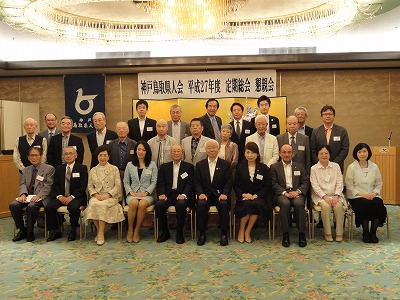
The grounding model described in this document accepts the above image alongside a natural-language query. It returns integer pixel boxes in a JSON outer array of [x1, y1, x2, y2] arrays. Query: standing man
[[194, 139, 233, 246], [148, 119, 177, 167], [229, 102, 256, 163], [13, 118, 47, 172], [46, 146, 88, 242], [294, 106, 313, 139], [245, 115, 279, 167], [128, 100, 157, 142], [277, 116, 311, 173], [199, 98, 222, 142], [47, 116, 84, 167], [181, 118, 210, 166], [156, 144, 194, 244], [310, 105, 349, 173], [87, 112, 118, 169], [270, 144, 309, 248], [167, 104, 190, 143], [38, 113, 61, 146], [10, 147, 55, 242], [253, 95, 280, 136]]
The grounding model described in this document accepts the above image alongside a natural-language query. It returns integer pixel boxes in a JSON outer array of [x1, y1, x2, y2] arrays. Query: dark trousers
[[155, 191, 188, 234], [9, 200, 43, 232], [45, 197, 85, 230], [196, 197, 230, 235], [277, 195, 306, 234]]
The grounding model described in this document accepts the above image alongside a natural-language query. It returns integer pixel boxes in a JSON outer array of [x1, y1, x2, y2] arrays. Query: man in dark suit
[[128, 99, 157, 142], [167, 104, 190, 143], [253, 95, 280, 136], [270, 144, 309, 248], [10, 146, 55, 242], [310, 105, 349, 173], [294, 106, 313, 139], [229, 102, 256, 163], [46, 146, 88, 242], [47, 116, 84, 167], [199, 98, 222, 142], [38, 113, 62, 146], [87, 112, 118, 168], [194, 139, 233, 246], [156, 144, 194, 244]]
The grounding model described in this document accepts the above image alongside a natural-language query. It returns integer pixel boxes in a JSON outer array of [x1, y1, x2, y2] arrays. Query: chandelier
[[0, 0, 385, 43]]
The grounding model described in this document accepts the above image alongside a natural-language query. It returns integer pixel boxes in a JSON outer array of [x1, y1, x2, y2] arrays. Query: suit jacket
[[252, 114, 280, 136], [50, 162, 88, 205], [19, 163, 55, 205], [276, 132, 311, 173], [108, 138, 137, 171], [88, 162, 121, 199], [199, 114, 222, 140], [221, 139, 239, 167], [167, 120, 190, 143], [270, 161, 309, 197], [47, 133, 84, 167], [310, 124, 349, 172], [38, 129, 62, 146], [147, 135, 177, 166], [245, 132, 279, 167], [230, 119, 256, 163], [127, 117, 157, 142], [87, 128, 118, 168], [157, 160, 194, 205], [194, 158, 233, 202], [304, 125, 313, 140], [123, 161, 158, 195], [181, 135, 210, 166]]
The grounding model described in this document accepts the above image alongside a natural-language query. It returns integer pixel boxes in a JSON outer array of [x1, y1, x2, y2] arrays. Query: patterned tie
[[48, 132, 54, 142], [28, 167, 37, 194], [211, 118, 221, 142], [290, 136, 296, 148], [65, 165, 71, 196], [157, 140, 163, 168], [62, 136, 68, 163], [325, 127, 331, 145], [236, 121, 241, 137], [191, 137, 199, 160]]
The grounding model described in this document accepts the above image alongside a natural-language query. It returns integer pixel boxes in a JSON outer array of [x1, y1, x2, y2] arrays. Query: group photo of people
[[10, 95, 388, 248]]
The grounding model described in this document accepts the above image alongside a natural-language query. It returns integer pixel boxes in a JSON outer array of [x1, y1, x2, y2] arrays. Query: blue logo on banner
[[64, 74, 105, 133]]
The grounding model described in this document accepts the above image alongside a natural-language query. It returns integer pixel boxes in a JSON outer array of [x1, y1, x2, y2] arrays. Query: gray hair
[[294, 106, 308, 116], [221, 124, 233, 134], [93, 112, 106, 120], [205, 139, 220, 148]]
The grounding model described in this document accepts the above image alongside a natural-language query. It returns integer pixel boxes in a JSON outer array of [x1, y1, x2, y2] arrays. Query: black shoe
[[316, 220, 323, 228], [68, 230, 77, 241], [13, 229, 27, 242], [176, 232, 185, 244], [370, 234, 379, 243], [299, 233, 307, 247], [282, 232, 290, 247], [27, 232, 35, 242], [111, 223, 118, 230], [157, 232, 171, 243], [363, 233, 371, 243], [220, 235, 228, 246], [197, 234, 206, 246], [47, 231, 62, 242]]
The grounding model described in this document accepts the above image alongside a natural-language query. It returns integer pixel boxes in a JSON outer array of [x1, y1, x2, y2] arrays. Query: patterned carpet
[[1, 206, 399, 299]]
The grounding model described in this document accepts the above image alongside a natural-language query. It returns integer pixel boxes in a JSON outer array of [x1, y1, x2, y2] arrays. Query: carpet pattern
[[0, 206, 399, 299]]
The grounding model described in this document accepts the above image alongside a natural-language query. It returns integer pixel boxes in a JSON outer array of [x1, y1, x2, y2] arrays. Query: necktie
[[28, 167, 37, 194], [62, 136, 68, 163], [65, 165, 71, 196], [48, 132, 54, 142], [191, 138, 199, 160], [235, 121, 241, 136], [325, 128, 331, 145], [211, 118, 221, 142], [290, 136, 296, 148], [157, 140, 163, 167]]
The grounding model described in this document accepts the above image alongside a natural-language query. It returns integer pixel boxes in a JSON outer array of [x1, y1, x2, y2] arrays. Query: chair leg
[[387, 213, 390, 239], [272, 213, 276, 241]]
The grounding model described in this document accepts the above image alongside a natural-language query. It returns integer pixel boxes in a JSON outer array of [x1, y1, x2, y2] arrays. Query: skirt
[[234, 197, 271, 221], [348, 197, 387, 227], [84, 197, 125, 224]]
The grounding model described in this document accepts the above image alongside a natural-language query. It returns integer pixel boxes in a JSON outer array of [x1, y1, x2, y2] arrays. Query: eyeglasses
[[322, 113, 334, 116], [64, 152, 76, 156]]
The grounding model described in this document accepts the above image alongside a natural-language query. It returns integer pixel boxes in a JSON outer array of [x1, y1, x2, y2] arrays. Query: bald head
[[23, 118, 38, 136], [286, 115, 299, 135], [156, 119, 168, 137]]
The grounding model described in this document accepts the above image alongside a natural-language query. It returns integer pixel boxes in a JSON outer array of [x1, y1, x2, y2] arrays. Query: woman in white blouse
[[310, 145, 347, 242], [345, 143, 386, 243]]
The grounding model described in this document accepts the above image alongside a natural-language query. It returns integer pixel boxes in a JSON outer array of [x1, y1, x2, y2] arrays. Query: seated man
[[270, 144, 309, 248], [10, 146, 55, 242], [46, 146, 88, 242], [156, 144, 194, 244], [194, 139, 232, 246]]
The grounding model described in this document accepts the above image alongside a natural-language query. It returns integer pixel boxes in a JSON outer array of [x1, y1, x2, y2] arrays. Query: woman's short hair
[[317, 144, 332, 156], [352, 143, 372, 161], [221, 124, 233, 134], [244, 142, 260, 163], [95, 144, 110, 157], [132, 140, 152, 167]]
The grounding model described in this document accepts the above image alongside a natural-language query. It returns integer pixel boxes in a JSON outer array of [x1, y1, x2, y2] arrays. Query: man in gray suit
[[181, 118, 210, 166], [148, 119, 177, 167], [277, 115, 311, 173], [310, 105, 349, 173], [9, 146, 55, 242], [38, 113, 62, 146], [167, 104, 190, 143]]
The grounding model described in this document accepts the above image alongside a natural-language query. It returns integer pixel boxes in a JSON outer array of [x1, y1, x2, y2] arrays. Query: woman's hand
[[322, 195, 332, 207]]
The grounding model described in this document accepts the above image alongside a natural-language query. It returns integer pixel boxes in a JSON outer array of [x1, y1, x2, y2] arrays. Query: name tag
[[181, 172, 188, 179], [245, 129, 250, 134], [199, 147, 206, 152], [256, 174, 263, 180], [294, 170, 301, 176], [147, 127, 153, 131], [266, 144, 273, 149], [298, 145, 305, 151], [106, 140, 111, 145], [272, 124, 277, 128], [36, 175, 44, 181], [130, 150, 134, 154], [325, 175, 331, 182], [72, 146, 77, 150], [34, 145, 41, 148], [72, 172, 80, 178], [333, 136, 341, 141], [145, 169, 152, 175]]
